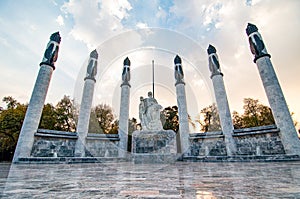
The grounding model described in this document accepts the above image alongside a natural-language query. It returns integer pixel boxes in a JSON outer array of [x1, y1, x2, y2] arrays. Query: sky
[[0, 0, 299, 131]]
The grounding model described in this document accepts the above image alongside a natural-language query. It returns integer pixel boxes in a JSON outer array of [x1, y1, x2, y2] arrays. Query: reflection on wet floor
[[1, 161, 300, 198]]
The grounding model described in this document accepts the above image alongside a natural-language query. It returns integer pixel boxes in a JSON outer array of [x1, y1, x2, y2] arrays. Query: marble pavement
[[1, 161, 300, 198]]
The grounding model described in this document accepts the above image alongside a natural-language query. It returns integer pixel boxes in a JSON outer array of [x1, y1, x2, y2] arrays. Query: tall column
[[246, 23, 300, 155], [207, 45, 237, 156], [75, 50, 98, 157], [174, 55, 190, 155], [13, 32, 61, 163], [118, 57, 131, 158]]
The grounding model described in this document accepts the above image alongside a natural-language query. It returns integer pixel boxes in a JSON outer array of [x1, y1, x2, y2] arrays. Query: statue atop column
[[246, 23, 270, 62], [174, 55, 184, 85], [122, 57, 131, 86], [139, 91, 163, 131], [207, 44, 223, 78], [40, 32, 61, 68], [85, 49, 98, 81]]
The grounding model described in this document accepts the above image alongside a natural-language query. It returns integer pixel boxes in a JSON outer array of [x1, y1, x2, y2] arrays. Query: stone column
[[12, 32, 61, 163], [118, 57, 131, 158], [246, 23, 300, 155], [174, 55, 190, 155], [207, 45, 237, 156], [74, 50, 98, 157]]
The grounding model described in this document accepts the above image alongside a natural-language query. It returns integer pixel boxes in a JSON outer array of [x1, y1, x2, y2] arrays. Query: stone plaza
[[1, 161, 300, 198]]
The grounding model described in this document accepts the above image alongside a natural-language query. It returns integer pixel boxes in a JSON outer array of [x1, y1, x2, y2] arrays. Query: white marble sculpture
[[139, 91, 163, 131]]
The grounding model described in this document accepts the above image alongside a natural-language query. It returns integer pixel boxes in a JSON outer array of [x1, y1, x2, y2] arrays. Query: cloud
[[56, 15, 64, 26], [61, 0, 132, 50]]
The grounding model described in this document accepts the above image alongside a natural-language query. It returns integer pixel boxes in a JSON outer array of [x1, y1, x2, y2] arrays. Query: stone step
[[16, 157, 127, 164], [183, 154, 300, 162]]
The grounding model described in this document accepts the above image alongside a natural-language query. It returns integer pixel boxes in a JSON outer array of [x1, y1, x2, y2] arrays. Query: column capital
[[121, 82, 131, 87], [39, 62, 56, 70], [246, 23, 271, 63], [84, 76, 96, 82], [175, 81, 185, 86]]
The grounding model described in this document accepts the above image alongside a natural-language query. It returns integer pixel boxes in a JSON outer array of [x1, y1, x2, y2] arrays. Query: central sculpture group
[[139, 91, 163, 131]]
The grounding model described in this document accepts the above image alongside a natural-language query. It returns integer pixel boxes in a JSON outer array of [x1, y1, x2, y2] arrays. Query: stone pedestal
[[118, 84, 130, 158], [131, 130, 177, 163], [246, 23, 300, 155], [74, 78, 96, 157], [13, 64, 54, 162], [176, 83, 190, 155]]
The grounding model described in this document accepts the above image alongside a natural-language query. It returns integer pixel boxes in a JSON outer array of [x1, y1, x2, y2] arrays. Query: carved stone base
[[131, 130, 177, 163]]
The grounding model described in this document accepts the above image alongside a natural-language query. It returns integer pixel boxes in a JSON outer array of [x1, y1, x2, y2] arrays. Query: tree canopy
[[196, 103, 221, 132], [232, 98, 275, 129]]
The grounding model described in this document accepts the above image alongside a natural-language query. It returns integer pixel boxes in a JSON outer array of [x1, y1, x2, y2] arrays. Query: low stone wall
[[189, 131, 226, 156], [85, 133, 119, 157], [31, 125, 285, 159], [233, 125, 285, 155], [189, 125, 285, 156], [31, 129, 77, 157], [31, 129, 120, 158]]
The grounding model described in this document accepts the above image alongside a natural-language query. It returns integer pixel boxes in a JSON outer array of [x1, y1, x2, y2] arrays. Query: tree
[[109, 119, 119, 134], [161, 106, 179, 133], [2, 96, 19, 109], [39, 103, 57, 130], [91, 104, 116, 134], [54, 95, 77, 132], [232, 98, 275, 129], [196, 103, 221, 132], [0, 97, 27, 161]]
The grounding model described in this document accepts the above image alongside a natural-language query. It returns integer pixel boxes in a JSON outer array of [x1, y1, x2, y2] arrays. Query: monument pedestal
[[131, 130, 178, 163]]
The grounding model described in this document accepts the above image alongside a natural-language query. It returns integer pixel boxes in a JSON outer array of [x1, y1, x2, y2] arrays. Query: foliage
[[54, 95, 77, 132], [161, 106, 179, 133], [89, 104, 116, 134], [232, 98, 275, 129], [0, 97, 27, 161], [196, 103, 221, 132], [39, 103, 57, 130]]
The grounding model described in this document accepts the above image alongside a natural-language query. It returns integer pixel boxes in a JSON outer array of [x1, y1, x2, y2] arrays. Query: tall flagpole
[[152, 60, 155, 98]]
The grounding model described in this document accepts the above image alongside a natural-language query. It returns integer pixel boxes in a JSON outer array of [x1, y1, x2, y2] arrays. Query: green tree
[[0, 97, 27, 161], [54, 95, 77, 132], [196, 103, 221, 132], [232, 98, 275, 129], [161, 106, 179, 133], [39, 103, 57, 130], [91, 104, 115, 134], [109, 119, 119, 134]]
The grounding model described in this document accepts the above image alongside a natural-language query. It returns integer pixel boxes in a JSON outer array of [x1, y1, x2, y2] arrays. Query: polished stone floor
[[0, 161, 300, 198]]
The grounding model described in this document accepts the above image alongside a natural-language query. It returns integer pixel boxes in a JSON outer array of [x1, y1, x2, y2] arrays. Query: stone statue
[[139, 91, 163, 131], [41, 32, 61, 67], [246, 23, 270, 62], [174, 55, 184, 84], [122, 57, 131, 85], [86, 49, 98, 80], [207, 44, 222, 77]]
